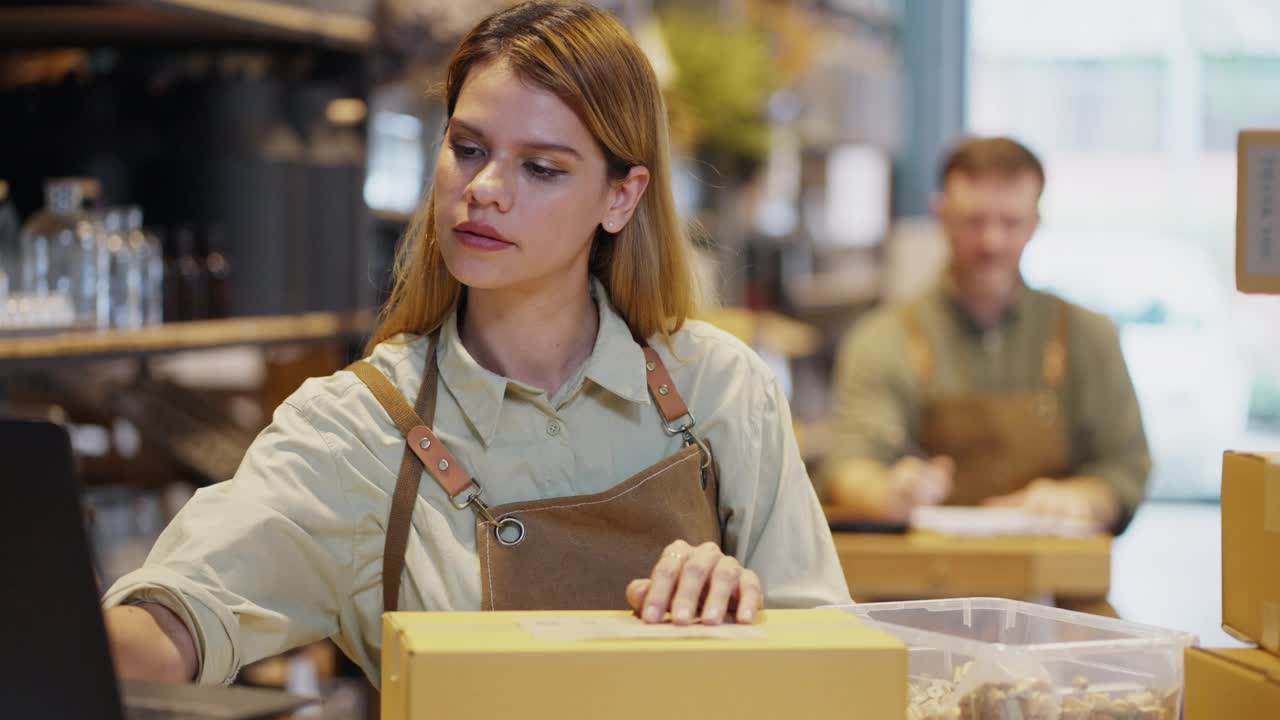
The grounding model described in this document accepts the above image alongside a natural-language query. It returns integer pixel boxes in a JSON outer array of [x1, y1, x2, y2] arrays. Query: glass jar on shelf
[[19, 178, 108, 328]]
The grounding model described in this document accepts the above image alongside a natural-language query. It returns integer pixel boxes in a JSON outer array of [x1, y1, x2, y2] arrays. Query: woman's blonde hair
[[367, 1, 700, 352]]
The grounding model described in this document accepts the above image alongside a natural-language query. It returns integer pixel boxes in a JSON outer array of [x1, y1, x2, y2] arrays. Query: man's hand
[[983, 476, 1120, 533], [882, 455, 955, 522]]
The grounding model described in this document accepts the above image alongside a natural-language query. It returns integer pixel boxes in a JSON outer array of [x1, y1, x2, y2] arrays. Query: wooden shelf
[[0, 310, 373, 367], [0, 0, 374, 50]]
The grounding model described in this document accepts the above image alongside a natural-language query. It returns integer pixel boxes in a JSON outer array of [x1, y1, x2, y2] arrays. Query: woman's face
[[434, 58, 641, 293]]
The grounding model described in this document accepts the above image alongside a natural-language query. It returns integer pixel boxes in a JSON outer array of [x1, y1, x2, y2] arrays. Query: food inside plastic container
[[831, 598, 1195, 720]]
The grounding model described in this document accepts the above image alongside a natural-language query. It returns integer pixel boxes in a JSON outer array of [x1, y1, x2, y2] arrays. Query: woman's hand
[[626, 540, 762, 626]]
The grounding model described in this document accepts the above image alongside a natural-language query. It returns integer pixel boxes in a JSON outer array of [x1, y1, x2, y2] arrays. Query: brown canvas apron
[[347, 336, 722, 613], [901, 300, 1073, 506]]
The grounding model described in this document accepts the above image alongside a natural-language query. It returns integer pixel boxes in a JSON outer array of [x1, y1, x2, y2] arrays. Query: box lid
[[1188, 648, 1280, 686], [1225, 450, 1280, 463], [384, 608, 902, 655]]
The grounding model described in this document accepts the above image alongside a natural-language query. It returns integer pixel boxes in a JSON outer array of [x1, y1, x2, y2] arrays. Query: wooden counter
[[833, 530, 1112, 603]]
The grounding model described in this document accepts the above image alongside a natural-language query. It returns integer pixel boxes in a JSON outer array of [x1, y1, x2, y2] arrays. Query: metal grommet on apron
[[902, 299, 1074, 505], [348, 335, 722, 614]]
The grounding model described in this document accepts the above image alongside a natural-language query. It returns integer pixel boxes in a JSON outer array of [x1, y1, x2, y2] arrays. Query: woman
[[103, 1, 850, 687]]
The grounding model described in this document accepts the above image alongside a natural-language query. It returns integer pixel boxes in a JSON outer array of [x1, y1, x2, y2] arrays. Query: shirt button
[[546, 419, 562, 437]]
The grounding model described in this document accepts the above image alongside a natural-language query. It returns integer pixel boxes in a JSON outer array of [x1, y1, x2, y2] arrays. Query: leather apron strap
[[346, 338, 446, 614]]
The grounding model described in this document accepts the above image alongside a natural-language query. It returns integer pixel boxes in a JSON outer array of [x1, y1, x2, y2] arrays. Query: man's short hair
[[939, 136, 1045, 193]]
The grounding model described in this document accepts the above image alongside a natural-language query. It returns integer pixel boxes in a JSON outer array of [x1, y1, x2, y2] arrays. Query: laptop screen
[[0, 418, 126, 720]]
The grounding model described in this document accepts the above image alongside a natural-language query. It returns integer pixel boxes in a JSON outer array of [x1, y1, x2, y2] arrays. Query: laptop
[[0, 417, 314, 720]]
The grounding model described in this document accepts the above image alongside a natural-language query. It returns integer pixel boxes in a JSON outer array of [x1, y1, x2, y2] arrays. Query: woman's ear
[[601, 165, 650, 233]]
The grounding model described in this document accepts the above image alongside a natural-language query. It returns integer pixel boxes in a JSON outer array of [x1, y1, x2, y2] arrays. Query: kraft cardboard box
[[381, 608, 906, 720], [1221, 451, 1280, 652], [1184, 647, 1280, 719], [1236, 130, 1280, 294]]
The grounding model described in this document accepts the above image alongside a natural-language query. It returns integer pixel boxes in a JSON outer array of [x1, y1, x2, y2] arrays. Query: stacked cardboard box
[[1184, 451, 1280, 717], [1185, 131, 1280, 717], [1236, 130, 1280, 294], [1184, 647, 1280, 717], [380, 608, 906, 720]]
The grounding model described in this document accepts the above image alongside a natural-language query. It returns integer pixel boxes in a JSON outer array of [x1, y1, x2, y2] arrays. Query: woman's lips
[[453, 221, 513, 251], [455, 230, 513, 251]]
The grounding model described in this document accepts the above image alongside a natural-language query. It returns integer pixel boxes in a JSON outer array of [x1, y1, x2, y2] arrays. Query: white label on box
[[1244, 143, 1280, 276], [517, 614, 767, 642]]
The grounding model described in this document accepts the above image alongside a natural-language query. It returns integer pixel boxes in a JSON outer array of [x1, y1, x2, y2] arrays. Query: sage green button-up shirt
[[104, 280, 851, 686], [821, 278, 1150, 526]]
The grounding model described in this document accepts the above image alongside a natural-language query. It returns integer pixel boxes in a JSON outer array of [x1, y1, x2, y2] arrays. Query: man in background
[[820, 136, 1150, 534]]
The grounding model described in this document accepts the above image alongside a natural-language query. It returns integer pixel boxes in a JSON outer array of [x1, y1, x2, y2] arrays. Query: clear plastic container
[[829, 598, 1196, 720]]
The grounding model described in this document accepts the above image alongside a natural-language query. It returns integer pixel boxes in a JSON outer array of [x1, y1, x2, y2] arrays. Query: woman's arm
[[104, 603, 198, 682]]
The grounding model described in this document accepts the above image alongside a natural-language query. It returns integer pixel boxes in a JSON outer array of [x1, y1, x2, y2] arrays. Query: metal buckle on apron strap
[[451, 478, 526, 547], [662, 411, 713, 472]]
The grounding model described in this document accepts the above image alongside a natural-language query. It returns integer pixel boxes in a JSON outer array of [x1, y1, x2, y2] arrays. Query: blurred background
[[1, 0, 1277, 713]]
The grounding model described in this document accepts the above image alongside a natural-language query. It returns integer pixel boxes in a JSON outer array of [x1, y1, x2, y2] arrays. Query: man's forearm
[[104, 602, 198, 683]]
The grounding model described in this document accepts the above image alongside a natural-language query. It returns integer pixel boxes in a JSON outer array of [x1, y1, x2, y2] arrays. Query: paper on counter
[[518, 614, 767, 642], [910, 506, 1099, 538]]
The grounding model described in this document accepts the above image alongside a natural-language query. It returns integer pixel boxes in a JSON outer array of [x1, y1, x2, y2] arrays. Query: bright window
[[969, 0, 1280, 499]]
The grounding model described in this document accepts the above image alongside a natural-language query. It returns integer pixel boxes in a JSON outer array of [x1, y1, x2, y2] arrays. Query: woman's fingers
[[699, 555, 743, 625], [735, 569, 763, 624], [639, 540, 692, 623], [667, 542, 722, 625]]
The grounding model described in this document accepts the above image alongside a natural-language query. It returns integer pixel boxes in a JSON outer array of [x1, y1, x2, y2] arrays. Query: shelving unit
[[0, 0, 374, 49], [0, 310, 373, 369]]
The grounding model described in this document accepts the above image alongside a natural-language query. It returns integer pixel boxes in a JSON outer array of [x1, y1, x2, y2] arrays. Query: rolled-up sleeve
[[102, 398, 355, 685], [731, 370, 852, 608], [1070, 313, 1152, 533], [821, 312, 917, 480]]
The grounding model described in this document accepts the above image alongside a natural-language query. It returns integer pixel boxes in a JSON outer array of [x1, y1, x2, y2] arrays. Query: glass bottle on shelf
[[124, 207, 165, 326], [204, 224, 231, 319], [19, 178, 109, 327], [0, 180, 19, 303], [144, 228, 164, 325], [105, 207, 145, 329], [171, 224, 206, 321], [77, 178, 111, 328]]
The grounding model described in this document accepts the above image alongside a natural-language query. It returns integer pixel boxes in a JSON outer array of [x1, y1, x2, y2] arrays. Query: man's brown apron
[[901, 300, 1073, 506], [346, 336, 722, 613]]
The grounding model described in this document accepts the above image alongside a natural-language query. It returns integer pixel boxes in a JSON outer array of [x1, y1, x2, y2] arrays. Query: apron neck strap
[[901, 298, 1071, 390], [347, 335, 478, 613], [640, 344, 694, 430], [1040, 299, 1070, 389], [347, 338, 440, 433]]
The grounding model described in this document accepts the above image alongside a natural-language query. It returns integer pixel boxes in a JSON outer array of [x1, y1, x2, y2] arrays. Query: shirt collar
[[932, 270, 1029, 334], [581, 276, 651, 407], [436, 307, 510, 448], [435, 276, 651, 447]]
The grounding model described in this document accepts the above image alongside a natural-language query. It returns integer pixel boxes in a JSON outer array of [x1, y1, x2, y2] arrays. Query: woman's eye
[[525, 161, 564, 180], [451, 142, 483, 159]]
